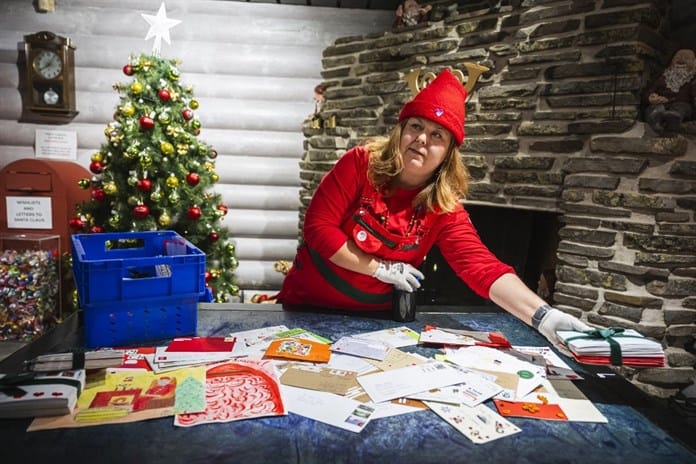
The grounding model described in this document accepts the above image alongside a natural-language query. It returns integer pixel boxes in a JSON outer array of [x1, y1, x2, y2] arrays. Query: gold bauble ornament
[[211, 172, 219, 183], [160, 141, 175, 155], [158, 111, 171, 125], [130, 81, 143, 94], [158, 212, 172, 227], [168, 191, 180, 204], [78, 178, 90, 189], [190, 99, 199, 110], [124, 146, 139, 160], [108, 214, 120, 228], [103, 181, 118, 195], [120, 103, 135, 117], [166, 174, 179, 188], [91, 152, 104, 163]]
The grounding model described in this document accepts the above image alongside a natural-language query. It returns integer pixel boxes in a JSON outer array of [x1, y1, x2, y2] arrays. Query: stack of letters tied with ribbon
[[556, 328, 665, 367]]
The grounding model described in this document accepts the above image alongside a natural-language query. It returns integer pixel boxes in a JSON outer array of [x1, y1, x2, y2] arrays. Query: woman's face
[[398, 117, 453, 188]]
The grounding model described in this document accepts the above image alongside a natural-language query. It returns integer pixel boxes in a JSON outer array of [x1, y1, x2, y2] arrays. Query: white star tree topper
[[141, 3, 181, 56]]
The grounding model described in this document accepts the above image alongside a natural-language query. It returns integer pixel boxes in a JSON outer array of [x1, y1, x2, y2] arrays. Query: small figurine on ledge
[[394, 0, 432, 29], [644, 48, 696, 134], [309, 84, 325, 129]]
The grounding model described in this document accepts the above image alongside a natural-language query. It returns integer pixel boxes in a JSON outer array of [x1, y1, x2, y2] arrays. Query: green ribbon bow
[[565, 327, 644, 366]]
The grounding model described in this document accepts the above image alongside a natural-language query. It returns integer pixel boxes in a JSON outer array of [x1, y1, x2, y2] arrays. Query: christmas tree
[[70, 53, 239, 302]]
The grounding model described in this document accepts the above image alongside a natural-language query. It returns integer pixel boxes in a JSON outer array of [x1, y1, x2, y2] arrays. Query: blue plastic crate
[[71, 231, 206, 305], [82, 294, 199, 348]]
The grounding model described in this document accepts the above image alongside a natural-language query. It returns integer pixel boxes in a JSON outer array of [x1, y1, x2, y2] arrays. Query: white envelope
[[444, 345, 545, 399], [281, 385, 376, 433], [357, 360, 470, 404], [352, 326, 420, 348], [407, 369, 502, 407]]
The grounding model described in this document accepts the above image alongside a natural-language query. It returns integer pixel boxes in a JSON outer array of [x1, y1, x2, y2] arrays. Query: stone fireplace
[[299, 0, 696, 397]]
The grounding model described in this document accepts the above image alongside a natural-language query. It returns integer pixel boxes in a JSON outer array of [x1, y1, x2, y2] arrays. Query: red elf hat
[[398, 69, 467, 145]]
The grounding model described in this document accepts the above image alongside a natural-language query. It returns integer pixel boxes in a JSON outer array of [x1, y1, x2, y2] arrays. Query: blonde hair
[[364, 121, 469, 213]]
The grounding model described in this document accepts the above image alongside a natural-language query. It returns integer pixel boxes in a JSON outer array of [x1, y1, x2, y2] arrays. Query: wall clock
[[21, 30, 78, 123]]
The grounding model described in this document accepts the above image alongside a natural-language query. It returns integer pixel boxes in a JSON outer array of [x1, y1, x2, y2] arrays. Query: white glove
[[538, 307, 592, 355], [372, 260, 424, 292]]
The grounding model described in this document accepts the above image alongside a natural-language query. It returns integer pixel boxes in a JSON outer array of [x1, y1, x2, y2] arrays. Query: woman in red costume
[[277, 69, 590, 350]]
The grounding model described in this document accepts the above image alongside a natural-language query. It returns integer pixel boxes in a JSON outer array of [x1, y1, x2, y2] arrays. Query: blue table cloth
[[0, 304, 694, 464]]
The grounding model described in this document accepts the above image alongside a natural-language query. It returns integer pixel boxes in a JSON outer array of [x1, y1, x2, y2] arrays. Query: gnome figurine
[[644, 48, 696, 134], [394, 0, 432, 28]]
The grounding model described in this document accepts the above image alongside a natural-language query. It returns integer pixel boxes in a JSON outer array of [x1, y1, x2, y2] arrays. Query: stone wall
[[300, 0, 696, 397]]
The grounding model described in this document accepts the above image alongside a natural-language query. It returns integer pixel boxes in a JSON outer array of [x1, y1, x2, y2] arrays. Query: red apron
[[279, 181, 437, 311]]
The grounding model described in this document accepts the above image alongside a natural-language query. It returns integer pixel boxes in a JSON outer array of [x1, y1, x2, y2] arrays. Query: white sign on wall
[[5, 196, 53, 229], [35, 129, 77, 160]]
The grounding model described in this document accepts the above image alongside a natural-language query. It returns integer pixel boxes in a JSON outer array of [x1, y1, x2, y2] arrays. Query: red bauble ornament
[[158, 89, 171, 102], [123, 64, 133, 76], [69, 218, 84, 232], [133, 204, 150, 218], [186, 172, 200, 186], [89, 161, 104, 174], [182, 108, 194, 120], [90, 225, 104, 233], [139, 115, 155, 130], [210, 232, 219, 242], [91, 188, 106, 201], [187, 206, 202, 220], [217, 204, 228, 216], [136, 178, 153, 192], [205, 271, 212, 283]]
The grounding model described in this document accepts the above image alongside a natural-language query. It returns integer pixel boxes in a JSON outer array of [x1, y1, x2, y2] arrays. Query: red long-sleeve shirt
[[278, 146, 514, 310]]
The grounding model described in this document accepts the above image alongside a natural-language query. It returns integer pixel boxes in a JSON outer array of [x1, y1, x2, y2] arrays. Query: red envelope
[[165, 337, 236, 353], [494, 399, 568, 421]]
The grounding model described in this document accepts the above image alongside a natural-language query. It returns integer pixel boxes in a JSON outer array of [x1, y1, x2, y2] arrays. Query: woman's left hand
[[538, 308, 592, 355]]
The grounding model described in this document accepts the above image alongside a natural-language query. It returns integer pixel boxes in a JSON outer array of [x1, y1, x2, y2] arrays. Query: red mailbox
[[0, 158, 91, 249]]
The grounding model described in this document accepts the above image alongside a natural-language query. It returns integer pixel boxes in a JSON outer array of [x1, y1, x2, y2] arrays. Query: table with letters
[[0, 303, 694, 463]]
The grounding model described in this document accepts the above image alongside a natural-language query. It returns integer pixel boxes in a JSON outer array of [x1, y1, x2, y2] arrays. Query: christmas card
[[0, 370, 85, 418], [425, 401, 521, 444], [175, 359, 286, 427], [264, 337, 331, 363], [28, 366, 206, 431]]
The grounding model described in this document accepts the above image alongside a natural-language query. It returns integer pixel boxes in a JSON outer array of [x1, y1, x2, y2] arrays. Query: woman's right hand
[[372, 260, 424, 292]]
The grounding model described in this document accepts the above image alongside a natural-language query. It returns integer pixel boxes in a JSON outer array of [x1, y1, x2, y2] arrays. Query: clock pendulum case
[[20, 30, 79, 123]]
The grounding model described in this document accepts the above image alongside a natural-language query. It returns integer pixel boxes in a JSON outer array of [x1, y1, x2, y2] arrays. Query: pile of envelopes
[[15, 324, 609, 443]]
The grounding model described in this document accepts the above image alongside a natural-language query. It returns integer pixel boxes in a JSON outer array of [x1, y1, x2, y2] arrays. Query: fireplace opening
[[416, 205, 562, 311]]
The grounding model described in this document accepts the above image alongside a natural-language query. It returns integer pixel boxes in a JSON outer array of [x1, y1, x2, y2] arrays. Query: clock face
[[32, 49, 63, 79], [43, 88, 60, 105]]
